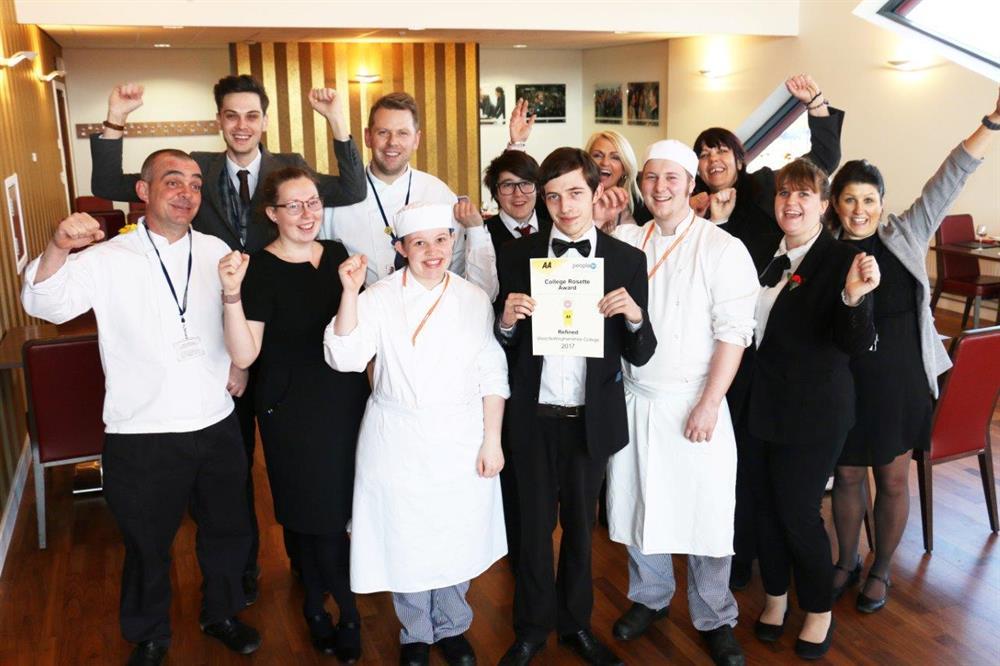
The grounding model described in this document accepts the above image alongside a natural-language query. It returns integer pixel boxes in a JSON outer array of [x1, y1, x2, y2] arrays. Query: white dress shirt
[[22, 225, 235, 434], [537, 225, 600, 407], [754, 226, 823, 347], [319, 164, 498, 300], [225, 149, 262, 196], [498, 209, 539, 237]]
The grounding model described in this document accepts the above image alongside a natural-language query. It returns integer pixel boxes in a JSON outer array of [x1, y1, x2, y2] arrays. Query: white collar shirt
[[755, 226, 823, 347], [498, 209, 539, 237], [225, 149, 263, 197]]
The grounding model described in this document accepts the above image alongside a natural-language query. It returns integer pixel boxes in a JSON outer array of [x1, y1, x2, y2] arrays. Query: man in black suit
[[90, 75, 367, 602], [495, 148, 656, 666]]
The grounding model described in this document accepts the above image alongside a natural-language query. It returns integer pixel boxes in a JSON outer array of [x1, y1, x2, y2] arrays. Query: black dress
[[242, 240, 370, 534], [839, 233, 932, 467]]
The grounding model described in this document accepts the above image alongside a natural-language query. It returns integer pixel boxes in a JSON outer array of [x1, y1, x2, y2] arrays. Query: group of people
[[19, 69, 999, 666]]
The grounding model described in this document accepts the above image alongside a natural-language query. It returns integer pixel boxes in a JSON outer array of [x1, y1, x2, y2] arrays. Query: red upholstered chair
[[930, 214, 1000, 329], [74, 195, 115, 213], [129, 201, 146, 214], [23, 335, 106, 549], [914, 326, 1000, 553], [126, 210, 143, 226]]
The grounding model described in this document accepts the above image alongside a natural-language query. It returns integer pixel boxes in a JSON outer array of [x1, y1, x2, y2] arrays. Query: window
[[854, 0, 1000, 80], [733, 82, 809, 173]]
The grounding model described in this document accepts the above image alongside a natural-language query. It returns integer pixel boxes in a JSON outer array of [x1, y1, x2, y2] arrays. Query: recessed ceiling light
[[513, 44, 527, 49], [162, 25, 184, 30], [154, 43, 172, 48], [614, 30, 630, 34]]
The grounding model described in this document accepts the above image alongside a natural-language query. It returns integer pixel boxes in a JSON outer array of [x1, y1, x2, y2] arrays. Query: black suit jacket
[[90, 135, 367, 253], [495, 229, 657, 459], [735, 230, 875, 445], [484, 213, 552, 260]]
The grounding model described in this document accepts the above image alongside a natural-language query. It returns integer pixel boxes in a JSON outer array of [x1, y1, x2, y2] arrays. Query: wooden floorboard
[[1, 310, 998, 665]]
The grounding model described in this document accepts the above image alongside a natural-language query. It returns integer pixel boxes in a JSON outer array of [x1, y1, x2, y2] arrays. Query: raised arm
[[90, 84, 145, 203], [506, 98, 535, 151], [962, 87, 1000, 159], [219, 251, 265, 369], [22, 213, 105, 324], [786, 74, 844, 175], [306, 88, 368, 206]]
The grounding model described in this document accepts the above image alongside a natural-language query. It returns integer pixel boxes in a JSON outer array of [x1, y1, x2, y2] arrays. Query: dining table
[[930, 241, 1000, 329]]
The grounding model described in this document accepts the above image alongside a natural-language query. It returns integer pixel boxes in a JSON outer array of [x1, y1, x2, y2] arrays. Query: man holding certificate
[[495, 147, 657, 666]]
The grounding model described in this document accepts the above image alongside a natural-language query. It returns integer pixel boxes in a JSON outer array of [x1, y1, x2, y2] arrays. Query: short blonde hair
[[585, 130, 641, 211]]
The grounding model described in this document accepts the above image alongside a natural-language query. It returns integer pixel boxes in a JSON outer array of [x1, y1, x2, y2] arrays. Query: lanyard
[[640, 216, 694, 280], [402, 268, 450, 345], [144, 222, 193, 338], [368, 169, 412, 243]]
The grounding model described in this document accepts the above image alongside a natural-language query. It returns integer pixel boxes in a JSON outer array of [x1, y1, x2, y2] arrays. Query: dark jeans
[[102, 412, 251, 645]]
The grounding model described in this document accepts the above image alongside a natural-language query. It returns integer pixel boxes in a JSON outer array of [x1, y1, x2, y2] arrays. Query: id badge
[[174, 336, 206, 362]]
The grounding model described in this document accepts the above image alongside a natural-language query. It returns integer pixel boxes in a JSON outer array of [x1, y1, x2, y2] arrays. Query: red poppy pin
[[788, 273, 804, 291]]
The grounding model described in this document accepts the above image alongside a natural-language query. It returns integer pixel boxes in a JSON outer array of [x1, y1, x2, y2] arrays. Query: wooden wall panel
[[0, 5, 67, 507], [232, 41, 481, 202]]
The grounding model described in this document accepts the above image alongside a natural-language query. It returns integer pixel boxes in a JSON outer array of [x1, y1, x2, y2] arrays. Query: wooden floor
[[1, 311, 998, 666]]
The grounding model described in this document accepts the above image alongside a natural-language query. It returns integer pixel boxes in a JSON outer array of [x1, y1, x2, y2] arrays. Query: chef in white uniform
[[606, 140, 758, 665], [323, 202, 509, 666]]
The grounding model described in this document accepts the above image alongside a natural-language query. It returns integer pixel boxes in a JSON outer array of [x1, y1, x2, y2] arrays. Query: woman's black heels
[[832, 556, 862, 601], [856, 572, 891, 613]]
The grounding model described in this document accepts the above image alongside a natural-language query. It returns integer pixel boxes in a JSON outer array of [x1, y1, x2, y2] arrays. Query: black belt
[[537, 404, 585, 419]]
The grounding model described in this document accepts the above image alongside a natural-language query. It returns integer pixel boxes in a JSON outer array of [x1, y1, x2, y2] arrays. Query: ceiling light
[[512, 44, 528, 49], [154, 43, 172, 48], [614, 31, 630, 35], [37, 69, 66, 82], [887, 58, 931, 71], [350, 73, 382, 83], [699, 68, 727, 78], [1, 50, 38, 67], [162, 25, 184, 29]]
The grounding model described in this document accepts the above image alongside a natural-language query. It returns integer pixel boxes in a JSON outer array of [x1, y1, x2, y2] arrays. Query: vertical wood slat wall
[[230, 41, 482, 204], [0, 5, 67, 506]]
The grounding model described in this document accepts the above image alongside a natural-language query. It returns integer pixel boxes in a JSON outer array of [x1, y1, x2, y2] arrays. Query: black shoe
[[200, 617, 262, 655], [794, 617, 835, 660], [399, 642, 431, 666], [611, 602, 669, 641], [856, 572, 891, 613], [832, 556, 862, 601], [700, 625, 745, 666], [729, 559, 752, 592], [754, 607, 789, 643], [306, 612, 337, 656], [498, 639, 545, 666], [336, 619, 362, 663], [242, 565, 260, 607], [437, 633, 476, 665], [127, 641, 167, 666], [558, 630, 624, 666]]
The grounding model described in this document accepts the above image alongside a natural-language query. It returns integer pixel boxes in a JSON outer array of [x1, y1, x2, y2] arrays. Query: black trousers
[[499, 442, 520, 573], [745, 431, 843, 613], [733, 413, 757, 567], [511, 414, 607, 642], [232, 367, 259, 575], [102, 412, 251, 645], [287, 530, 358, 623]]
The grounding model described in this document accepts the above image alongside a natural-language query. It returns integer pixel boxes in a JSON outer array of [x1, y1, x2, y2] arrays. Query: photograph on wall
[[594, 84, 623, 124], [5, 173, 27, 274], [515, 83, 566, 123], [480, 85, 508, 125], [627, 81, 660, 126]]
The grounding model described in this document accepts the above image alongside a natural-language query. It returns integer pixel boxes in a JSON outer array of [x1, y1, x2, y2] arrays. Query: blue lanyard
[[367, 169, 412, 244], [144, 222, 193, 337]]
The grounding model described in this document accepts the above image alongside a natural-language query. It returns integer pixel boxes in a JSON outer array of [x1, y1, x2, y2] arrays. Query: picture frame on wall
[[627, 81, 660, 126], [5, 173, 28, 274], [514, 84, 566, 123], [480, 84, 508, 125], [594, 84, 623, 124]]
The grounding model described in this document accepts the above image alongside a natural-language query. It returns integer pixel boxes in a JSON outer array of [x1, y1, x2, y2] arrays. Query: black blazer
[[484, 213, 552, 260], [90, 135, 367, 253], [495, 229, 657, 459], [736, 230, 875, 445]]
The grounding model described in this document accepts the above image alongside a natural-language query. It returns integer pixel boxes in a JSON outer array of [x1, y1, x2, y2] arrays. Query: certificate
[[530, 257, 604, 357]]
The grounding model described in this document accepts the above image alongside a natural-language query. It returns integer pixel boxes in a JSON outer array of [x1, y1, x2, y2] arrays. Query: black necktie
[[237, 169, 251, 209], [759, 253, 791, 287], [552, 237, 591, 257]]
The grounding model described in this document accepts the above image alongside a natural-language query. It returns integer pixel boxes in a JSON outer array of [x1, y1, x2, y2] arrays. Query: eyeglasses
[[272, 197, 323, 216], [497, 181, 537, 195]]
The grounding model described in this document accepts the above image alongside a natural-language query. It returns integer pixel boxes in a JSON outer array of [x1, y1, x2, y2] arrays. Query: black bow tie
[[759, 253, 791, 287], [552, 237, 591, 257]]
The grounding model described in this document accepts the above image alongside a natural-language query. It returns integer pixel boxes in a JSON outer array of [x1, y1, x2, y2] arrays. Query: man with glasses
[[481, 150, 550, 259]]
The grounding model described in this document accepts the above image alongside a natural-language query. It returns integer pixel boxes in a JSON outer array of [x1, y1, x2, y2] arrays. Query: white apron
[[607, 379, 737, 557], [349, 397, 507, 594]]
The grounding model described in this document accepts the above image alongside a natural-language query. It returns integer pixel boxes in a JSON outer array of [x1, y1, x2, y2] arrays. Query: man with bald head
[[23, 150, 260, 666]]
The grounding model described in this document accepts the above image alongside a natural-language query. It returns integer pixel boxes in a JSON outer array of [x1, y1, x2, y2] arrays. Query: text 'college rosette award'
[[529, 257, 604, 357]]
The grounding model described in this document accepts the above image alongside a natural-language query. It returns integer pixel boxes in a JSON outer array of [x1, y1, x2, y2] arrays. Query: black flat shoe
[[306, 612, 337, 656], [399, 642, 431, 666], [832, 556, 862, 601], [127, 641, 167, 666], [612, 602, 669, 640], [336, 619, 362, 663], [856, 572, 891, 613], [754, 607, 789, 643], [700, 625, 745, 666], [498, 639, 545, 666], [794, 617, 835, 660], [558, 630, 624, 666], [201, 617, 262, 654], [437, 633, 476, 665]]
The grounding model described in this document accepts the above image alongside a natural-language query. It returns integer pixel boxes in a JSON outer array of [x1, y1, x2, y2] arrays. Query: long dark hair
[[826, 160, 885, 231]]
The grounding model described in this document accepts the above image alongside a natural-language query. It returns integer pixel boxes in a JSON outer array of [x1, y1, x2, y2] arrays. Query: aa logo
[[531, 258, 563, 274]]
